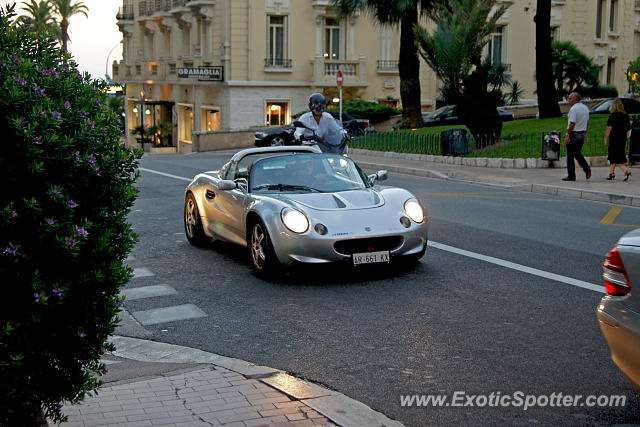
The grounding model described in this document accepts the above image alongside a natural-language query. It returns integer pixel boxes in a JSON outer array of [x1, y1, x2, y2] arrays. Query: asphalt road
[[122, 151, 640, 426]]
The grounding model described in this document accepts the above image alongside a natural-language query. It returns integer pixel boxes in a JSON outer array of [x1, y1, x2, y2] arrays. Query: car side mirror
[[218, 180, 237, 191], [293, 120, 306, 128], [367, 170, 388, 185]]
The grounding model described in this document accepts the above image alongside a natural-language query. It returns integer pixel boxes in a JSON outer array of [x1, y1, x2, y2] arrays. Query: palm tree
[[51, 0, 88, 52], [333, 0, 436, 129], [535, 0, 561, 118], [413, 0, 507, 104], [18, 0, 59, 37]]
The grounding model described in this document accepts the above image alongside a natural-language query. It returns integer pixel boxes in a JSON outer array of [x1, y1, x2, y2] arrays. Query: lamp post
[[105, 42, 122, 82]]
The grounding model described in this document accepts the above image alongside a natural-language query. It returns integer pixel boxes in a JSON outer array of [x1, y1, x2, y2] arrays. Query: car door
[[201, 160, 249, 246]]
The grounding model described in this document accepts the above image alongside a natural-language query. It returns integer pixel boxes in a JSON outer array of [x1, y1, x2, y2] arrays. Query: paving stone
[[217, 410, 262, 423]]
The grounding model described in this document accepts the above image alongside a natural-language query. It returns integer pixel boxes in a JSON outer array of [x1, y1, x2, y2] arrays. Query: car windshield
[[250, 154, 370, 193], [592, 100, 611, 112], [431, 106, 453, 118]]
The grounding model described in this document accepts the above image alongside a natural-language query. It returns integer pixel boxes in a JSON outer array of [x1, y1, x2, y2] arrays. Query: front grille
[[334, 236, 403, 255]]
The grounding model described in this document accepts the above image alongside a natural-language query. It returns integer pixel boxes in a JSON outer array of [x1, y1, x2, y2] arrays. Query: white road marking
[[132, 304, 208, 325], [132, 267, 154, 279], [120, 284, 178, 300], [139, 167, 606, 294], [139, 167, 192, 182], [428, 241, 605, 294]]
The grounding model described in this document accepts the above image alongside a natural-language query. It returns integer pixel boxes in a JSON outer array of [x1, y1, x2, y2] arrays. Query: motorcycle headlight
[[404, 199, 424, 224], [281, 208, 309, 233]]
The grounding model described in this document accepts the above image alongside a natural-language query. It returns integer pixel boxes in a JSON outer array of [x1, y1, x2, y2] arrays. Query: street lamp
[[105, 42, 122, 82]]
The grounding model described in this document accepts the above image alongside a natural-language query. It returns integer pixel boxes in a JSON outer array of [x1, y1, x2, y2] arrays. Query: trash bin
[[440, 128, 469, 156], [629, 115, 640, 165], [541, 131, 561, 161]]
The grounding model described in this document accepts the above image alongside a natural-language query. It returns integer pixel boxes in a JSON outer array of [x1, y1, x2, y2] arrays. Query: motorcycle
[[292, 120, 350, 155]]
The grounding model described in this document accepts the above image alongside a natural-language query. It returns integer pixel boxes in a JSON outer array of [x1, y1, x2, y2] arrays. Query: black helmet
[[308, 93, 327, 113]]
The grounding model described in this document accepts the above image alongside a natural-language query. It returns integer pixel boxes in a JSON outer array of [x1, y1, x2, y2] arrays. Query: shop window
[[265, 101, 288, 126], [201, 107, 220, 131], [178, 104, 193, 142]]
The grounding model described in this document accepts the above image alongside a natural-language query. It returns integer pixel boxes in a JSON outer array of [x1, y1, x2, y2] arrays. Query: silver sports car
[[184, 146, 428, 277], [598, 228, 640, 390]]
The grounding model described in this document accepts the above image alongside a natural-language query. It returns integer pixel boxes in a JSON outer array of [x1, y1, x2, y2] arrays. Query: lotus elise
[[184, 146, 428, 277]]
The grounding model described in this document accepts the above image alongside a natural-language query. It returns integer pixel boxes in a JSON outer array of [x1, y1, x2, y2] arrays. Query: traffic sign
[[336, 69, 343, 89]]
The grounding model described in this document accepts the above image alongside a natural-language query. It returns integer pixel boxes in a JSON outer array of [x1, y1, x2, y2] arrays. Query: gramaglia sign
[[177, 66, 223, 81]]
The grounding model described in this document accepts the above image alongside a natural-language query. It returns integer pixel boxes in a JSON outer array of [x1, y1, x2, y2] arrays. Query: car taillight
[[603, 246, 631, 296], [363, 122, 369, 128]]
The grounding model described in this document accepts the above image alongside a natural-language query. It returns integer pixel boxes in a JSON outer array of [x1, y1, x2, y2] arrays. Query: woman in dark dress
[[604, 98, 631, 181]]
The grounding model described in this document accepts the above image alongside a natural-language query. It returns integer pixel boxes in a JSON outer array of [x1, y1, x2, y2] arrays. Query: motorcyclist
[[294, 93, 347, 153]]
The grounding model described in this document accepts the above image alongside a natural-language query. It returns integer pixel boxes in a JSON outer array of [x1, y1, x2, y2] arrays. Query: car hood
[[275, 188, 386, 211]]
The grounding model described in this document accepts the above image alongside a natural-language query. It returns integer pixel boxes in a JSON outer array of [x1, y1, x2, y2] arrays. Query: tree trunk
[[535, 0, 561, 118], [398, 7, 424, 129], [60, 19, 69, 51]]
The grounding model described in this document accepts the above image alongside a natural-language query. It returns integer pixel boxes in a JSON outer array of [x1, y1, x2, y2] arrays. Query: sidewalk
[[349, 149, 640, 207], [61, 335, 402, 427]]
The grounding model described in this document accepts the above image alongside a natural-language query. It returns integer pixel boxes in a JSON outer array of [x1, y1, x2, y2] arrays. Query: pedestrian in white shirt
[[562, 92, 592, 181]]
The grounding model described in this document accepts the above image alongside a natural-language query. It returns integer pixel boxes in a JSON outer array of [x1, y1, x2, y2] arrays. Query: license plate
[[353, 251, 390, 265]]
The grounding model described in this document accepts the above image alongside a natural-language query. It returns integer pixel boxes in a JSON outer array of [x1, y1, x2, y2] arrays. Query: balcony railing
[[116, 3, 134, 20], [376, 60, 398, 72], [264, 58, 292, 68], [138, 1, 148, 16], [324, 61, 358, 76], [138, 0, 207, 16]]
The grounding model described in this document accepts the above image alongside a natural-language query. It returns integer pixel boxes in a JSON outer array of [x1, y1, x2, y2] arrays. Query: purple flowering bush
[[0, 6, 141, 424]]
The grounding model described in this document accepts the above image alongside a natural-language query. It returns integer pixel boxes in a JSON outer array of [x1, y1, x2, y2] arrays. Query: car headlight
[[255, 132, 267, 139], [404, 199, 424, 224], [281, 208, 309, 233]]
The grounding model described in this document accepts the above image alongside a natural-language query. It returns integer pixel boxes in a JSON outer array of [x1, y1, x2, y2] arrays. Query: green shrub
[[0, 6, 140, 424], [339, 100, 401, 123], [582, 84, 618, 99]]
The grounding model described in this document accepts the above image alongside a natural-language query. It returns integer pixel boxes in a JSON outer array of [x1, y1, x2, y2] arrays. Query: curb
[[350, 148, 608, 169], [110, 335, 403, 427], [355, 160, 640, 207]]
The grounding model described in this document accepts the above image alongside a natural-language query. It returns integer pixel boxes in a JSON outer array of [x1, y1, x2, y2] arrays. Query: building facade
[[113, 0, 640, 150], [488, 0, 640, 100]]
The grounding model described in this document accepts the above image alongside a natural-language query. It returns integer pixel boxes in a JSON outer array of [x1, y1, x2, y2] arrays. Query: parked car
[[254, 111, 370, 147], [254, 124, 296, 147], [590, 98, 640, 115], [422, 105, 514, 127], [392, 105, 514, 130], [184, 146, 428, 278], [597, 228, 640, 390]]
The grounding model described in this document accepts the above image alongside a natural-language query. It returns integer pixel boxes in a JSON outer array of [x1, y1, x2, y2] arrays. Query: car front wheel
[[184, 193, 211, 247], [270, 136, 285, 146], [249, 219, 278, 277]]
